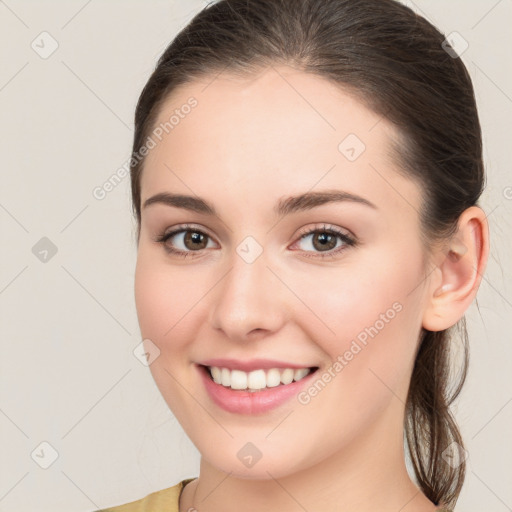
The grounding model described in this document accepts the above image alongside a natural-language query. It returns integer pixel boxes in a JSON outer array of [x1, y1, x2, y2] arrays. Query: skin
[[133, 65, 489, 512]]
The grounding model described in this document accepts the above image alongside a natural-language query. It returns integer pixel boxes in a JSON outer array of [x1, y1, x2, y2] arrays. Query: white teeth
[[247, 369, 266, 390], [207, 366, 313, 390], [221, 367, 231, 387], [230, 370, 248, 390], [210, 366, 222, 384], [280, 368, 294, 385], [294, 368, 310, 381], [266, 368, 281, 388]]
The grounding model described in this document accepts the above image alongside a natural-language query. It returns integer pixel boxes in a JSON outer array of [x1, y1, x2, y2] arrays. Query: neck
[[180, 398, 439, 512]]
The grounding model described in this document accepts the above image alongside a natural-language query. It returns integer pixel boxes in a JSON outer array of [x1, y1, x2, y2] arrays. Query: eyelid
[[158, 223, 216, 242], [294, 222, 354, 241]]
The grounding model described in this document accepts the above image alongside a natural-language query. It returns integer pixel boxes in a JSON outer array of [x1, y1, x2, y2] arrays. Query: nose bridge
[[209, 243, 286, 339]]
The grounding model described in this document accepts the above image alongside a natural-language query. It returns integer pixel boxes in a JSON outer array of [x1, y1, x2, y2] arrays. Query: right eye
[[155, 224, 217, 258]]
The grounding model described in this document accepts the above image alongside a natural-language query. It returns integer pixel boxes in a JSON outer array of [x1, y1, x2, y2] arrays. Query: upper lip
[[198, 358, 318, 372]]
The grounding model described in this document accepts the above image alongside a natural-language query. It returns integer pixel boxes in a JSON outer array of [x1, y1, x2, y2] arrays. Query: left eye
[[292, 225, 356, 258], [297, 231, 344, 251]]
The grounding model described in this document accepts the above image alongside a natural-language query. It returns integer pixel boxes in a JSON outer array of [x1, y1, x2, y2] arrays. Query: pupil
[[315, 232, 335, 250], [187, 231, 206, 249]]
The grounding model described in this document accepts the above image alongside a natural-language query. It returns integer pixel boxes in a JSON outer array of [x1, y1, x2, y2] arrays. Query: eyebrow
[[142, 189, 377, 216]]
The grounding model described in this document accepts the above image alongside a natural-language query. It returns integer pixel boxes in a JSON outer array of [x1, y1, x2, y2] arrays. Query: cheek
[[134, 252, 212, 358], [291, 269, 407, 341], [134, 254, 196, 411], [291, 248, 425, 374], [134, 257, 168, 338], [134, 253, 188, 342]]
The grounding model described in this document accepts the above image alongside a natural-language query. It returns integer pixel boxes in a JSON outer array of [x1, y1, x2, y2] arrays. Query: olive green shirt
[[96, 478, 196, 512], [96, 478, 455, 512]]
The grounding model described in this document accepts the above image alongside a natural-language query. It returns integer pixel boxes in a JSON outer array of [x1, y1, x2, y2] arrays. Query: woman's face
[[134, 66, 432, 479]]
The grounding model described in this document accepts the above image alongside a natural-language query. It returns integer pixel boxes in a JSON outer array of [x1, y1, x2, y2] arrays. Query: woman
[[98, 0, 489, 510]]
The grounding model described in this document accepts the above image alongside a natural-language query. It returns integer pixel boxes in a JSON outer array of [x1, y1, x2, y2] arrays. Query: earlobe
[[422, 206, 489, 332]]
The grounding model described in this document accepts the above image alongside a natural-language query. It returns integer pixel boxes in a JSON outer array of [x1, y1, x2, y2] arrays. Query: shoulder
[[95, 477, 197, 512]]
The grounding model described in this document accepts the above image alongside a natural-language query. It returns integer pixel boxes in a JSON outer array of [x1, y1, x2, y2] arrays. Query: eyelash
[[154, 223, 357, 260]]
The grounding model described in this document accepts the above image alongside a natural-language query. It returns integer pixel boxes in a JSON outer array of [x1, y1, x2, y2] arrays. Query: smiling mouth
[[199, 364, 319, 392]]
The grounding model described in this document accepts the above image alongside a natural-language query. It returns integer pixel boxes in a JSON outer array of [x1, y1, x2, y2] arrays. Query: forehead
[[150, 65, 387, 158], [140, 65, 420, 218]]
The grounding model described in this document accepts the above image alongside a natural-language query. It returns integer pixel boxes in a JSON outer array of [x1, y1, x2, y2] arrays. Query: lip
[[198, 358, 317, 372], [197, 364, 319, 415]]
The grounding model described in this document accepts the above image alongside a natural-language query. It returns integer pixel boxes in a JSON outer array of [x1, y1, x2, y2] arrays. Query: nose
[[208, 248, 288, 342]]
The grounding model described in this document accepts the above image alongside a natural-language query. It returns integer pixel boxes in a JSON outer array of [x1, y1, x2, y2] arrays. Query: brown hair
[[129, 0, 485, 508]]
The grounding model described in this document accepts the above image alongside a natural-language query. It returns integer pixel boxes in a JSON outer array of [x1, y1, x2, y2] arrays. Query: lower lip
[[197, 364, 318, 415]]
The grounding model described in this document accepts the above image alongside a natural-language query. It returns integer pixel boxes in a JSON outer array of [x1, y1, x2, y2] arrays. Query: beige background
[[0, 1, 511, 511]]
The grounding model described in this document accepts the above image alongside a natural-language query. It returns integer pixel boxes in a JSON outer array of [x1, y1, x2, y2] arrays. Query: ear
[[422, 206, 490, 332]]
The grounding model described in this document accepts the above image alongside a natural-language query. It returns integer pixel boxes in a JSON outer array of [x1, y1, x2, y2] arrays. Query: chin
[[199, 440, 319, 481]]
